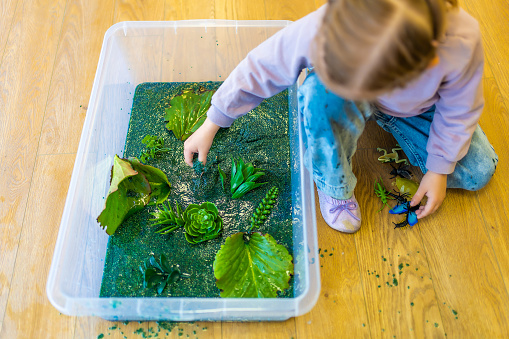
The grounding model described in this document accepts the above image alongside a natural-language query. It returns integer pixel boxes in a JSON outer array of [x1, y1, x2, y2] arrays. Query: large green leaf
[[128, 157, 171, 204], [213, 232, 293, 298], [97, 156, 151, 235], [164, 89, 215, 141]]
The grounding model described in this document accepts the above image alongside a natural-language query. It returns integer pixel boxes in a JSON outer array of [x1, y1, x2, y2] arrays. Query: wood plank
[[353, 150, 445, 338], [295, 189, 369, 338], [114, 0, 165, 22], [0, 0, 18, 65], [39, 0, 115, 155], [215, 0, 265, 20], [0, 0, 67, 332], [0, 154, 76, 338], [474, 79, 509, 297], [462, 0, 509, 100], [264, 0, 315, 21], [418, 188, 509, 337], [181, 0, 215, 20]]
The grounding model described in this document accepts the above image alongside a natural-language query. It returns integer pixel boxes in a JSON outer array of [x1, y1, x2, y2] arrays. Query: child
[[183, 0, 498, 233]]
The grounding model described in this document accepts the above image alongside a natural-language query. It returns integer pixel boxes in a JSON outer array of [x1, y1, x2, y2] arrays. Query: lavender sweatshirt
[[207, 5, 484, 174]]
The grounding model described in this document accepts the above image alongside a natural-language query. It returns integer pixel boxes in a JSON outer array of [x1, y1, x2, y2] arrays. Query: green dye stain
[[386, 282, 391, 287], [99, 82, 295, 299], [362, 323, 365, 327], [383, 258, 387, 261], [411, 302, 414, 306], [452, 310, 458, 315], [324, 249, 327, 253], [406, 263, 410, 267], [320, 254, 324, 258], [108, 326, 117, 330], [378, 285, 381, 288], [392, 278, 398, 286], [329, 253, 333, 256], [97, 335, 104, 339], [435, 323, 439, 327], [398, 263, 403, 270], [376, 274, 380, 278]]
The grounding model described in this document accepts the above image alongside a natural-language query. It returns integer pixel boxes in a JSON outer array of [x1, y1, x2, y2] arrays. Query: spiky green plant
[[149, 201, 185, 234], [250, 186, 279, 230]]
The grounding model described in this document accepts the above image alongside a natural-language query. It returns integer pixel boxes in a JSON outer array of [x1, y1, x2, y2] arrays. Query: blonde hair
[[313, 0, 458, 100]]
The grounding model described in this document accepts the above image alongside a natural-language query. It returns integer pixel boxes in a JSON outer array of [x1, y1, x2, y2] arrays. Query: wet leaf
[[213, 232, 293, 298], [97, 156, 151, 235], [128, 157, 171, 204], [164, 89, 215, 141]]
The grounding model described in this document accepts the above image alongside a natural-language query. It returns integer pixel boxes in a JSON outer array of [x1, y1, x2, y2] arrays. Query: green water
[[99, 82, 294, 298]]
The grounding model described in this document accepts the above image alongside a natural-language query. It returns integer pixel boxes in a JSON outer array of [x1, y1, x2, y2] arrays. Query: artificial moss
[[99, 82, 294, 298]]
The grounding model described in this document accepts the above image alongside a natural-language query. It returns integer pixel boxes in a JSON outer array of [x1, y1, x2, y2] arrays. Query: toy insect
[[390, 201, 420, 229], [387, 190, 410, 205], [377, 145, 409, 165], [374, 177, 394, 212], [389, 163, 412, 179]]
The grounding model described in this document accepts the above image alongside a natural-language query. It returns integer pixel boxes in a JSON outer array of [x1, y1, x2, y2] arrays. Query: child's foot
[[317, 190, 361, 233]]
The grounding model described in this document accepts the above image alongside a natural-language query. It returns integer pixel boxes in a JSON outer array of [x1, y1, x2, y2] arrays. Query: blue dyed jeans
[[298, 72, 498, 200]]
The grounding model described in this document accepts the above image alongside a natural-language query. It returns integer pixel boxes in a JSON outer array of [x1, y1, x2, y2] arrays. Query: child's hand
[[183, 118, 220, 166], [410, 170, 447, 219]]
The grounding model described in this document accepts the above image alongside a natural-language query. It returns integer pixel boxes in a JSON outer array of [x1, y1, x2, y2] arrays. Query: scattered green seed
[[393, 278, 398, 286], [452, 310, 458, 315], [411, 302, 414, 306], [435, 323, 439, 327], [97, 335, 104, 339]]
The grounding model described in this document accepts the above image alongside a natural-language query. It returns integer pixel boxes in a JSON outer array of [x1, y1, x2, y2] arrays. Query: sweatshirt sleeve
[[425, 20, 485, 174], [207, 6, 326, 128]]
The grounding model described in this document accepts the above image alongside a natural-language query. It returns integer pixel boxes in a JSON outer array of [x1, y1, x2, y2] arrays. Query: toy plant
[[150, 201, 185, 234], [213, 186, 294, 298], [183, 202, 223, 244], [97, 155, 171, 235], [164, 88, 215, 141], [139, 135, 171, 163], [250, 187, 279, 229], [218, 158, 266, 199], [140, 254, 188, 295]]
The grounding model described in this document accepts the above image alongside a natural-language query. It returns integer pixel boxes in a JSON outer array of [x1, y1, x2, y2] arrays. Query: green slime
[[100, 82, 294, 298]]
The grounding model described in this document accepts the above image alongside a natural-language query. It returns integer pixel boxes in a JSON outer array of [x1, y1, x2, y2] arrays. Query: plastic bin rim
[[104, 19, 294, 40]]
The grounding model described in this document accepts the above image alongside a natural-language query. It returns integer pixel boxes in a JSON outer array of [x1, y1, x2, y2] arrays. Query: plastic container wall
[[47, 20, 320, 321]]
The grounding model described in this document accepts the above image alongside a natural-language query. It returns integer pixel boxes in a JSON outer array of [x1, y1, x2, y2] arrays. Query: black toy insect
[[389, 163, 412, 179], [387, 190, 410, 205]]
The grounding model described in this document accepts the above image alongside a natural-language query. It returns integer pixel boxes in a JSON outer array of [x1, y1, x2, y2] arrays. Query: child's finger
[[410, 187, 426, 206], [197, 148, 208, 165], [417, 199, 435, 219], [183, 147, 195, 167]]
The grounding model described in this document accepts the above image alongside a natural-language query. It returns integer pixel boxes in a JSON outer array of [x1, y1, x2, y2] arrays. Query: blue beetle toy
[[389, 201, 420, 229]]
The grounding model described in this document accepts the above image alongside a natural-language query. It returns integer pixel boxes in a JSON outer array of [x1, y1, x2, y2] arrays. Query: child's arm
[[411, 14, 485, 218], [183, 6, 327, 165]]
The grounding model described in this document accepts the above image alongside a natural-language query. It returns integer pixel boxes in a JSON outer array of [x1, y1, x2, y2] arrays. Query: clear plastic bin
[[47, 20, 320, 321]]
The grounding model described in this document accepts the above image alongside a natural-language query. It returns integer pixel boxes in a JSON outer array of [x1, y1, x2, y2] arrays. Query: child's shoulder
[[444, 8, 481, 44], [438, 8, 482, 72]]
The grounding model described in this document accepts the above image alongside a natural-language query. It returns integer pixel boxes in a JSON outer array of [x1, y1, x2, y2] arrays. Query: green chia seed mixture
[[100, 82, 295, 298]]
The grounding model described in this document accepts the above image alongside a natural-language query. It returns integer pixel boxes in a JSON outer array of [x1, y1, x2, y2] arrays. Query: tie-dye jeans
[[298, 72, 498, 200]]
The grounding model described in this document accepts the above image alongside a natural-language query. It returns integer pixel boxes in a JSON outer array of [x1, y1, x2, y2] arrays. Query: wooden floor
[[0, 0, 508, 338]]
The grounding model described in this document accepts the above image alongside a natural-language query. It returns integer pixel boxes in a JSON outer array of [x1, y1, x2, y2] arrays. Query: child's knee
[[457, 153, 498, 191]]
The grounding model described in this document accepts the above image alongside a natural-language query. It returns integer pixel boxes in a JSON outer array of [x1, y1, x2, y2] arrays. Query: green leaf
[[150, 201, 185, 233], [164, 89, 215, 141], [128, 158, 171, 204], [97, 156, 151, 235], [213, 232, 293, 298], [140, 254, 185, 295], [227, 158, 266, 199], [218, 166, 226, 190], [232, 182, 266, 199]]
